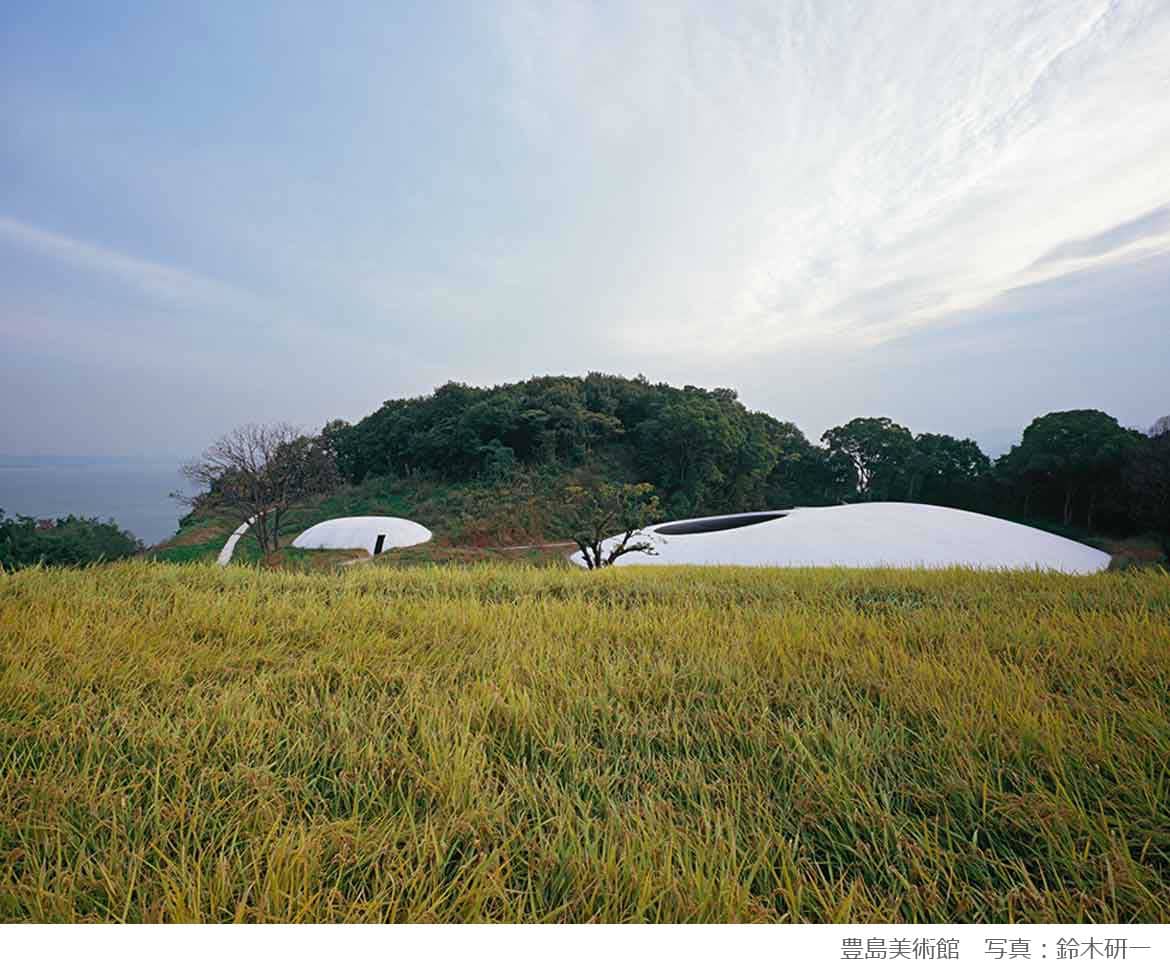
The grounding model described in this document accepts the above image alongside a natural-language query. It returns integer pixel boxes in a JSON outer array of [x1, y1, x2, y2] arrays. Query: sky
[[3, 0, 1169, 461]]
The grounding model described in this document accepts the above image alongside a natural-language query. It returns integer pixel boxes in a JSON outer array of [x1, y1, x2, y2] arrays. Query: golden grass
[[1, 561, 1168, 922]]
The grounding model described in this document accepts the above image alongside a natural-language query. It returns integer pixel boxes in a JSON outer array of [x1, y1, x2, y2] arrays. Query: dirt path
[[489, 543, 577, 551]]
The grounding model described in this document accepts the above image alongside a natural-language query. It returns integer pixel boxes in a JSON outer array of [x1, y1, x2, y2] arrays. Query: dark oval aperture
[[655, 511, 789, 536]]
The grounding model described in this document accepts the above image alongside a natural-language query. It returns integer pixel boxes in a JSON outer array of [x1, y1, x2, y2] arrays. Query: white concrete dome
[[570, 502, 1110, 574], [292, 516, 432, 555]]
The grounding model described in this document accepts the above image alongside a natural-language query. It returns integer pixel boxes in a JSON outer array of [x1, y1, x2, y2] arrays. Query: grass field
[[1, 561, 1168, 922]]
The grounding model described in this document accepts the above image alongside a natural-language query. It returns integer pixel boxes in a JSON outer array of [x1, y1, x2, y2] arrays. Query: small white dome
[[292, 516, 432, 555], [569, 502, 1110, 574]]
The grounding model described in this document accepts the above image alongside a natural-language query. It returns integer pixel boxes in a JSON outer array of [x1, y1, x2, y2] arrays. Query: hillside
[[2, 562, 1168, 922], [155, 468, 1163, 573], [153, 467, 590, 568], [156, 373, 1168, 569]]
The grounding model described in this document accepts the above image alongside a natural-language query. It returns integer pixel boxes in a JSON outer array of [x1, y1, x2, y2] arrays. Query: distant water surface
[[0, 456, 191, 546]]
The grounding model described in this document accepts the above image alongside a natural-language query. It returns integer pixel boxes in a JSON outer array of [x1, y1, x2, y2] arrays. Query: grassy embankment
[[2, 561, 1168, 922], [150, 473, 578, 569]]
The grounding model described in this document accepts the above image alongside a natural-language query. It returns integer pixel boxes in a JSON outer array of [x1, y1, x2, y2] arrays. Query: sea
[[0, 456, 192, 546]]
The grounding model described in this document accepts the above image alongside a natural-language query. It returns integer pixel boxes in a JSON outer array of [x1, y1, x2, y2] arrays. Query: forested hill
[[321, 373, 1167, 543], [326, 374, 841, 518]]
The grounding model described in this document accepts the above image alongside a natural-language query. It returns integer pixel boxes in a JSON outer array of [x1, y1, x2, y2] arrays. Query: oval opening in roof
[[655, 511, 788, 536]]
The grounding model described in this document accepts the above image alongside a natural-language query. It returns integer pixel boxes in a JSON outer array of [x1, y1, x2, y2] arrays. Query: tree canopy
[[821, 417, 917, 500], [1124, 429, 1170, 556], [315, 373, 1161, 547], [333, 374, 848, 518], [0, 511, 141, 570], [996, 410, 1143, 527]]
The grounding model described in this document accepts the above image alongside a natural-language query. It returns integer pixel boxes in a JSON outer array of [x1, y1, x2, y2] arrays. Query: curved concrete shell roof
[[292, 516, 432, 555], [570, 502, 1110, 574]]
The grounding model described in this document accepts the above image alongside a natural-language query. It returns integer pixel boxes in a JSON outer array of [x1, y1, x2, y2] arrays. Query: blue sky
[[3, 1, 1168, 459]]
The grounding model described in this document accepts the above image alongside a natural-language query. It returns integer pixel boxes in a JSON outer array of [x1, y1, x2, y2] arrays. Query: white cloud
[[0, 215, 251, 310], [482, 0, 1170, 361], [4, 0, 1168, 455]]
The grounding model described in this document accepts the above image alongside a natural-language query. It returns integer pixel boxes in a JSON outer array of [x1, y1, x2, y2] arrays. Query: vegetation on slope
[[158, 466, 1161, 572], [0, 510, 141, 571], [2, 561, 1168, 922], [154, 469, 580, 567], [323, 374, 1169, 544]]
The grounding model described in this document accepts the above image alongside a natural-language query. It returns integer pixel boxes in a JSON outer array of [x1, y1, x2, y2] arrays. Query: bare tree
[[557, 480, 663, 569], [180, 423, 339, 557]]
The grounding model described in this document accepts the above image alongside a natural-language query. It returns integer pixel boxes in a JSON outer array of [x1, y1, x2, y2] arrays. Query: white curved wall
[[292, 516, 432, 555], [569, 502, 1110, 574]]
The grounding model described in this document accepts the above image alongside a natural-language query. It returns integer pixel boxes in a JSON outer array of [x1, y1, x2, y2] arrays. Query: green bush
[[0, 510, 141, 570]]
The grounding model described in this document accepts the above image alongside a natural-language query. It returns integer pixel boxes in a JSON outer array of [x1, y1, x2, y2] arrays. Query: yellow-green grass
[[1, 562, 1168, 922]]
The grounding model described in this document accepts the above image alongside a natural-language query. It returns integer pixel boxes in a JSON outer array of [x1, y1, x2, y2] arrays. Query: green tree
[[909, 433, 991, 506], [997, 410, 1142, 527], [634, 394, 745, 513], [0, 510, 141, 570], [326, 372, 1163, 538], [556, 481, 663, 569], [821, 417, 916, 500], [759, 420, 846, 507], [1124, 429, 1170, 557], [476, 439, 517, 482], [319, 419, 355, 479]]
